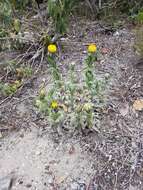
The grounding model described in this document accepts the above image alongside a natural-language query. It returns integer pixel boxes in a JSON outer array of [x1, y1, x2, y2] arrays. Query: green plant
[[16, 66, 33, 79], [35, 43, 109, 132], [0, 80, 21, 96], [84, 44, 97, 94], [66, 62, 77, 109], [0, 27, 10, 51], [84, 44, 107, 101], [10, 0, 30, 10], [48, 0, 78, 34], [136, 10, 143, 24], [0, 1, 12, 26], [47, 44, 62, 88]]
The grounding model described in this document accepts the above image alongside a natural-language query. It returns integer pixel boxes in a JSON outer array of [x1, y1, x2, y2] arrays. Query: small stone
[[47, 175, 54, 184], [70, 182, 79, 190], [57, 176, 66, 184], [101, 48, 110, 54], [18, 180, 23, 184], [119, 103, 129, 117], [0, 175, 13, 190], [26, 183, 32, 188], [68, 145, 75, 155], [35, 151, 41, 156], [70, 181, 87, 190], [60, 37, 66, 41], [78, 183, 86, 190], [113, 31, 120, 36], [19, 133, 24, 138]]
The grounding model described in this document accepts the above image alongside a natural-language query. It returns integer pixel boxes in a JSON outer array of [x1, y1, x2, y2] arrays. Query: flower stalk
[[84, 44, 97, 98], [47, 44, 61, 88]]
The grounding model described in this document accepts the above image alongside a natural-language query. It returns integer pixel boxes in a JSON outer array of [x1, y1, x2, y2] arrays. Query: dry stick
[[123, 152, 138, 188], [0, 95, 13, 106], [99, 0, 102, 9], [17, 45, 34, 64], [113, 148, 133, 190], [35, 47, 44, 73], [30, 46, 43, 67]]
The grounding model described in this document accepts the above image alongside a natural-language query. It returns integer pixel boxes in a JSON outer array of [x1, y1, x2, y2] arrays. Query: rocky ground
[[0, 17, 143, 190]]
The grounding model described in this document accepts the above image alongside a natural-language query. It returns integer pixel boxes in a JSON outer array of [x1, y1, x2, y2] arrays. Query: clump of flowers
[[35, 43, 109, 133]]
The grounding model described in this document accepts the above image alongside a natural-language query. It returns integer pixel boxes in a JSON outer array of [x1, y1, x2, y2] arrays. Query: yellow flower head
[[48, 44, 57, 53], [88, 44, 97, 53], [51, 100, 58, 109]]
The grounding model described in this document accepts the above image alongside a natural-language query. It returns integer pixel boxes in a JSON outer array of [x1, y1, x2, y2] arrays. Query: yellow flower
[[51, 100, 58, 109], [88, 44, 97, 53], [48, 44, 57, 53]]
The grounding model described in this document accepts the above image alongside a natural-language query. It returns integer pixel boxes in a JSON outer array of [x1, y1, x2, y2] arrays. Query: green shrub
[[0, 1, 12, 26], [10, 0, 30, 10], [47, 0, 78, 34], [35, 44, 109, 131]]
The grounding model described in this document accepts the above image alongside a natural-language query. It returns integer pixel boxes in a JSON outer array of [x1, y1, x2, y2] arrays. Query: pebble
[[35, 151, 41, 156], [70, 182, 79, 190], [47, 175, 54, 185], [113, 31, 120, 36], [0, 175, 13, 190], [26, 183, 32, 188], [70, 181, 86, 190]]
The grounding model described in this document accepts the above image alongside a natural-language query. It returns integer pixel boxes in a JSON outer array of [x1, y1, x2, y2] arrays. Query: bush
[[0, 1, 12, 26], [35, 44, 109, 131], [47, 0, 78, 34]]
